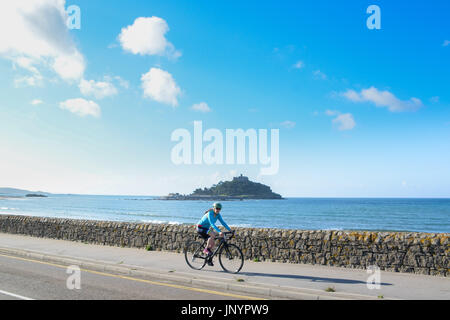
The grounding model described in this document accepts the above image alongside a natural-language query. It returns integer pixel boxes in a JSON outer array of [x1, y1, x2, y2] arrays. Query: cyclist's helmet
[[213, 202, 222, 210]]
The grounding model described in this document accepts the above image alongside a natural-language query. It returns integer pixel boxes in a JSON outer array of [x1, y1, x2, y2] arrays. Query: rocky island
[[160, 174, 283, 200]]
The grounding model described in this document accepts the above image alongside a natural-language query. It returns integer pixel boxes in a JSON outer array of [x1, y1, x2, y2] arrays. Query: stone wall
[[0, 215, 448, 276]]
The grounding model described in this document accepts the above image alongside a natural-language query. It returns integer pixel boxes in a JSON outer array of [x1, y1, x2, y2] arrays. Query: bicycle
[[184, 231, 244, 274]]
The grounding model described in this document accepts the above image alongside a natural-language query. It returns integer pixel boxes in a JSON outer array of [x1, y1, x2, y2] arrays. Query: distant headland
[[160, 174, 283, 200], [0, 188, 49, 199]]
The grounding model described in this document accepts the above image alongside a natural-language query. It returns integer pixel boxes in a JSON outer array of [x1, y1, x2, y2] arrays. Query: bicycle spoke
[[218, 244, 244, 273], [184, 241, 207, 270]]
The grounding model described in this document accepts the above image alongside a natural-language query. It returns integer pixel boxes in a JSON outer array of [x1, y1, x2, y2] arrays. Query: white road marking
[[0, 289, 35, 300]]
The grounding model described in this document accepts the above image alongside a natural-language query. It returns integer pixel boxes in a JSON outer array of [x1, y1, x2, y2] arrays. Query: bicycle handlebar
[[222, 231, 235, 239]]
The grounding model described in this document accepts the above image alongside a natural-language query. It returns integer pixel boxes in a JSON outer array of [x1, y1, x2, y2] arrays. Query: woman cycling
[[196, 202, 232, 266]]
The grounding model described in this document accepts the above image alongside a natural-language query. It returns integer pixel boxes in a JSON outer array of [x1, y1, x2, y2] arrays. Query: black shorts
[[196, 226, 210, 240]]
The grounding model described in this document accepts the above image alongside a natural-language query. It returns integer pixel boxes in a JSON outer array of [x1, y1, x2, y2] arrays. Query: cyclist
[[196, 202, 232, 266]]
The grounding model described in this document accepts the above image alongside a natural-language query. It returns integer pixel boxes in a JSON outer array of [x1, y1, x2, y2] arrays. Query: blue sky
[[0, 0, 449, 197]]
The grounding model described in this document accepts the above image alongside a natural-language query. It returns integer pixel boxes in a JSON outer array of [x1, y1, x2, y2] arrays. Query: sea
[[0, 195, 449, 233]]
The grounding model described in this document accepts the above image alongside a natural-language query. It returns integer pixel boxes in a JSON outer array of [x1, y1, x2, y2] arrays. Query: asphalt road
[[0, 233, 448, 300], [0, 253, 268, 300]]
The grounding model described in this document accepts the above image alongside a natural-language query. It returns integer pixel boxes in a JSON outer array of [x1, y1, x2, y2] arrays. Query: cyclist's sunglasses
[[215, 207, 221, 210]]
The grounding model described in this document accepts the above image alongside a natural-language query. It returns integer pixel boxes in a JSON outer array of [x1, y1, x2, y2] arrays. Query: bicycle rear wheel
[[218, 244, 244, 273], [184, 241, 207, 270]]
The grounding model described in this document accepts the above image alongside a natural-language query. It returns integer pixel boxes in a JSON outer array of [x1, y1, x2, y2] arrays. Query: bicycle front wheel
[[218, 244, 244, 273], [184, 241, 207, 270]]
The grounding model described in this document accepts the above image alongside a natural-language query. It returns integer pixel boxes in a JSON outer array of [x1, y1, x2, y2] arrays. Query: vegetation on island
[[162, 174, 283, 200]]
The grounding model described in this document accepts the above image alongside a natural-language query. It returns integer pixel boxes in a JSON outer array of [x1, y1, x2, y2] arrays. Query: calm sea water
[[1, 195, 449, 233]]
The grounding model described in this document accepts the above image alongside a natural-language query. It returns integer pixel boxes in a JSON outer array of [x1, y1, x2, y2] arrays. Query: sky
[[0, 0, 449, 197]]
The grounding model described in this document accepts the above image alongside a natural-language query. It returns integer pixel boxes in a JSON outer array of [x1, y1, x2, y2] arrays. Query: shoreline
[[1, 196, 449, 234], [0, 212, 448, 235]]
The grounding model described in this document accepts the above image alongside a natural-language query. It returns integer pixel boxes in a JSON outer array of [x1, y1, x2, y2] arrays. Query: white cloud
[[79, 79, 118, 99], [59, 98, 100, 117], [332, 113, 356, 131], [102, 75, 130, 89], [280, 121, 296, 129], [118, 17, 181, 59], [430, 96, 439, 103], [12, 56, 44, 86], [0, 1, 86, 83], [14, 75, 44, 87], [31, 99, 44, 106], [191, 102, 211, 113], [313, 70, 327, 80], [14, 56, 41, 75], [293, 61, 304, 69], [325, 110, 339, 116], [141, 67, 181, 106], [342, 89, 363, 102], [52, 52, 85, 81], [110, 76, 129, 89], [342, 87, 423, 112], [325, 110, 356, 131]]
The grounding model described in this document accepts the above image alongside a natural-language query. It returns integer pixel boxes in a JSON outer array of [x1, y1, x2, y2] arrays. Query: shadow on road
[[237, 271, 393, 286]]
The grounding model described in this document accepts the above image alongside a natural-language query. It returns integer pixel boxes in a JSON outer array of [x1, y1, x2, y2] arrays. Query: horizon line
[[2, 187, 449, 199]]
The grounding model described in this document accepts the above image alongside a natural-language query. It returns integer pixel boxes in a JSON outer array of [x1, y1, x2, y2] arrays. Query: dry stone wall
[[0, 215, 448, 276]]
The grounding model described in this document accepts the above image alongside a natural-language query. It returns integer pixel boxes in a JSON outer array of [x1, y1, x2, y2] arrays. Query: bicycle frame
[[198, 232, 234, 261]]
